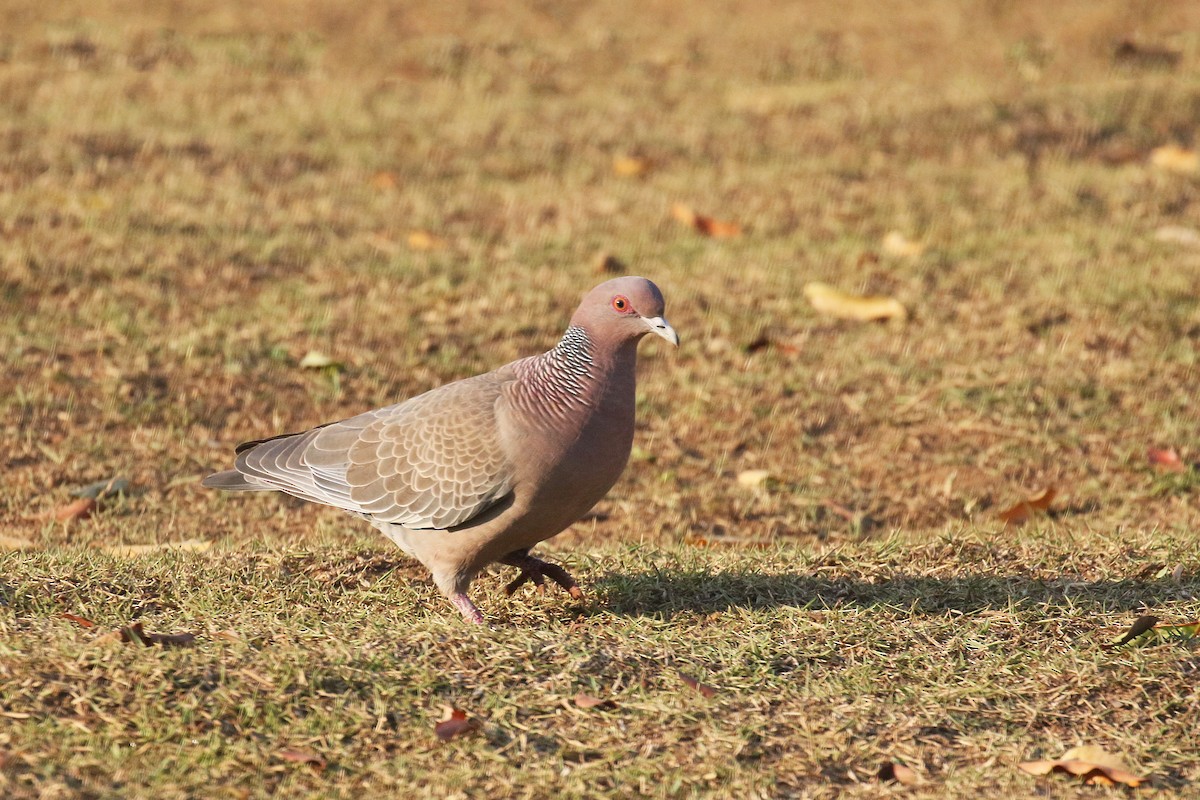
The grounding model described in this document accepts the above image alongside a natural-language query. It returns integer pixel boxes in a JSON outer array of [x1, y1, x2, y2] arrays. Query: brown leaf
[[594, 252, 626, 275], [744, 334, 800, 355], [803, 282, 907, 322], [1019, 745, 1144, 787], [612, 155, 651, 177], [1147, 447, 1187, 473], [277, 748, 327, 772], [998, 486, 1056, 527], [434, 707, 480, 741], [676, 670, 718, 698], [671, 203, 741, 238], [62, 613, 96, 629], [52, 497, 96, 523], [573, 692, 616, 710], [877, 761, 919, 785], [407, 230, 447, 251], [683, 535, 772, 550], [370, 171, 397, 190]]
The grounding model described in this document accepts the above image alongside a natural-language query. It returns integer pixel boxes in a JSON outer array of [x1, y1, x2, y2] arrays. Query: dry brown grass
[[2, 1, 1200, 797]]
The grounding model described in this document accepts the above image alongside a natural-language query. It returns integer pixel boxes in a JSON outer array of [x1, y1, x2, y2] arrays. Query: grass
[[2, 0, 1200, 796]]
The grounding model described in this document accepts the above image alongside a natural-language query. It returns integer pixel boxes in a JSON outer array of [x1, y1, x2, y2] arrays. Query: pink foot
[[451, 593, 484, 624]]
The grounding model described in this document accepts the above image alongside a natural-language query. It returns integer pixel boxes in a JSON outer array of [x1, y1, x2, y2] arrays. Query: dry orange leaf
[[1147, 447, 1186, 473], [684, 535, 772, 549], [434, 707, 480, 741], [803, 282, 907, 322], [53, 497, 96, 523], [573, 692, 616, 710], [62, 613, 96, 629], [677, 670, 718, 698], [671, 203, 741, 238], [998, 486, 1056, 527], [407, 230, 447, 251], [612, 155, 651, 177], [277, 748, 327, 772], [877, 761, 919, 786], [1019, 745, 1144, 787], [370, 171, 398, 190], [1150, 144, 1198, 174], [881, 231, 925, 259]]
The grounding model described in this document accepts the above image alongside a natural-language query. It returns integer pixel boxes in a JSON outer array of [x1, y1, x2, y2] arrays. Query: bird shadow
[[591, 568, 1192, 618]]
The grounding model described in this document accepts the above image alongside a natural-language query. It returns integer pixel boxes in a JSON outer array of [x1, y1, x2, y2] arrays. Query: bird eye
[[612, 296, 629, 312]]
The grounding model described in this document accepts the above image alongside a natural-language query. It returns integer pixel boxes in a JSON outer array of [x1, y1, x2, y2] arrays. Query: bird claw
[[501, 552, 583, 600]]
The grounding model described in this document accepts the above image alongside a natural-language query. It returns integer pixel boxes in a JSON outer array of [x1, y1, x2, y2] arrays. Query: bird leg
[[450, 593, 485, 624], [500, 549, 584, 599]]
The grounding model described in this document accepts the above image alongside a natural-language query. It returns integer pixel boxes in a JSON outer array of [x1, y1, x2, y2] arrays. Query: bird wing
[[232, 371, 518, 530]]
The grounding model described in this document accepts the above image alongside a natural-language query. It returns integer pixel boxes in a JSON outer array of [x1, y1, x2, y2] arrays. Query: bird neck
[[514, 325, 638, 422]]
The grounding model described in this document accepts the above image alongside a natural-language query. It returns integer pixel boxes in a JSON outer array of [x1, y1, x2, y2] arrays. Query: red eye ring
[[612, 295, 631, 313]]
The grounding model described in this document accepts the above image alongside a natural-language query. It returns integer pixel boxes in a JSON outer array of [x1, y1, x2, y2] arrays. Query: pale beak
[[643, 316, 680, 347]]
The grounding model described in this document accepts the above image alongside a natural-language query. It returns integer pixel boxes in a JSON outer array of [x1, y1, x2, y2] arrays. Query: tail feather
[[201, 470, 270, 491]]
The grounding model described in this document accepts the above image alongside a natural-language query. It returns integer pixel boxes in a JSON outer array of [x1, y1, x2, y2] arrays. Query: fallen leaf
[[998, 486, 1056, 527], [744, 334, 800, 355], [72, 477, 130, 499], [736, 469, 772, 489], [1154, 225, 1200, 248], [1113, 40, 1181, 70], [612, 155, 651, 177], [1150, 143, 1198, 174], [683, 535, 772, 549], [62, 613, 96, 628], [0, 535, 35, 550], [277, 748, 327, 772], [407, 230, 447, 251], [52, 497, 96, 523], [370, 171, 397, 190], [1019, 745, 1144, 787], [594, 252, 626, 275], [213, 629, 242, 643], [104, 539, 212, 557], [676, 670, 718, 698], [573, 692, 616, 710], [434, 707, 480, 741], [803, 282, 907, 322], [877, 761, 919, 785], [671, 203, 741, 238], [1147, 447, 1187, 473], [881, 231, 925, 258], [1108, 615, 1200, 649], [298, 351, 342, 370]]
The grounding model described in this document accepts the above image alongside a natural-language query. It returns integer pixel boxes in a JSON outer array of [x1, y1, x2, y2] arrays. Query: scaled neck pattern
[[514, 325, 600, 424]]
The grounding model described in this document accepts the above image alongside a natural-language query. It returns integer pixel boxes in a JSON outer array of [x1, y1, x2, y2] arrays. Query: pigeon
[[203, 276, 678, 623]]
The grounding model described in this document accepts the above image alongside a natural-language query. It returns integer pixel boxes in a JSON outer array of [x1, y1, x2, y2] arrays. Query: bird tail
[[201, 470, 270, 491]]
